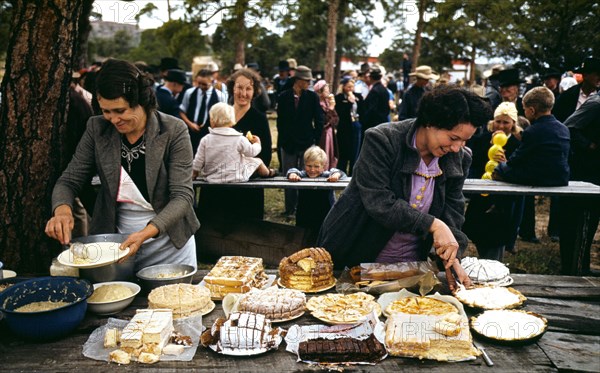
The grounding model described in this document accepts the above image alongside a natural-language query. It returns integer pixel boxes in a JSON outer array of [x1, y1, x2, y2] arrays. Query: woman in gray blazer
[[46, 59, 199, 271], [317, 86, 492, 290]]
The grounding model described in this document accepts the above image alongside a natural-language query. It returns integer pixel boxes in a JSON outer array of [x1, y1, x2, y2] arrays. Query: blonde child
[[192, 103, 274, 182], [286, 146, 346, 240]]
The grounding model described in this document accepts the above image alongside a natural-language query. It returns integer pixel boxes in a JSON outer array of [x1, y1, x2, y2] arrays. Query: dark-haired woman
[[317, 86, 493, 290], [46, 59, 199, 271]]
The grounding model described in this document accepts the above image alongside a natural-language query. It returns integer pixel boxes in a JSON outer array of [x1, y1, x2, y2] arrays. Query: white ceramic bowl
[[87, 281, 140, 315], [1, 270, 17, 279]]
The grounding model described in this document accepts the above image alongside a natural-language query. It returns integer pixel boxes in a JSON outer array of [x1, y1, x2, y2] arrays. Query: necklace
[[121, 134, 146, 173], [411, 169, 443, 209]]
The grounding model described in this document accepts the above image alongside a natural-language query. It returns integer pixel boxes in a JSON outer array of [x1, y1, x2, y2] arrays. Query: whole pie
[[306, 292, 380, 324], [385, 296, 458, 317], [148, 283, 214, 318], [454, 285, 526, 310]]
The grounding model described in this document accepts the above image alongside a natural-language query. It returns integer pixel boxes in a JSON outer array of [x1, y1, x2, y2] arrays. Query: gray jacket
[[317, 119, 471, 267], [52, 111, 200, 248]]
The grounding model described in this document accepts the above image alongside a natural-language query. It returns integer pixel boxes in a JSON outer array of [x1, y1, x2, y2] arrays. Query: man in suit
[[398, 65, 438, 120], [179, 69, 226, 154], [156, 69, 187, 118], [554, 57, 600, 123], [361, 67, 390, 133], [277, 65, 324, 216]]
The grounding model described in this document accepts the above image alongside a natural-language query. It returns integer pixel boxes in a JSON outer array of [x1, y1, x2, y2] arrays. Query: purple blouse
[[376, 136, 442, 263]]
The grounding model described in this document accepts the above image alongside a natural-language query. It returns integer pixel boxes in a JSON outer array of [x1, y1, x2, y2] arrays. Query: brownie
[[298, 334, 386, 363]]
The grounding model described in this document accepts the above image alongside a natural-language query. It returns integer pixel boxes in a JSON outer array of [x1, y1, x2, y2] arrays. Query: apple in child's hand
[[246, 131, 253, 141]]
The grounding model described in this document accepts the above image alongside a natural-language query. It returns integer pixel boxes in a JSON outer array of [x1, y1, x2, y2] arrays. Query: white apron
[[116, 167, 196, 272]]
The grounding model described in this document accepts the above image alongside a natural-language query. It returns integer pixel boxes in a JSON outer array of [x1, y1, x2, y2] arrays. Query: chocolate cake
[[298, 334, 386, 363]]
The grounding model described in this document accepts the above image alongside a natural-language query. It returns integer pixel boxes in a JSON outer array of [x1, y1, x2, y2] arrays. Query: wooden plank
[[511, 275, 600, 288], [196, 221, 307, 267], [463, 179, 600, 196], [194, 176, 350, 190], [538, 331, 600, 373], [521, 297, 600, 335]]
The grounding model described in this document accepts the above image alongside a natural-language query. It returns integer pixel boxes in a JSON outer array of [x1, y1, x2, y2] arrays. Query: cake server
[[474, 341, 494, 366]]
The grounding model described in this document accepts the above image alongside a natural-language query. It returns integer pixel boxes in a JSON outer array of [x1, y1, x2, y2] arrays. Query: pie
[[385, 296, 458, 317], [306, 292, 380, 324], [454, 285, 526, 309]]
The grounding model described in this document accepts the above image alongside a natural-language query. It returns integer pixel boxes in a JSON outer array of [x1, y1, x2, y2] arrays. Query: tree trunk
[[0, 0, 90, 274], [325, 0, 339, 88], [234, 0, 248, 65], [412, 0, 426, 69]]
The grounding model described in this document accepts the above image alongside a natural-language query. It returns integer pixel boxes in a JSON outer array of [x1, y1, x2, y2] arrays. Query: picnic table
[[1, 271, 598, 372]]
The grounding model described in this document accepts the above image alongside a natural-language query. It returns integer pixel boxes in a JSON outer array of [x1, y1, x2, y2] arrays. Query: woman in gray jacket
[[46, 59, 199, 271], [317, 87, 492, 290]]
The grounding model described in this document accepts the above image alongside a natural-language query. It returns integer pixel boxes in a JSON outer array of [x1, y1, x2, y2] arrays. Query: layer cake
[[120, 309, 174, 357], [148, 283, 214, 318], [278, 247, 335, 291], [203, 256, 267, 298]]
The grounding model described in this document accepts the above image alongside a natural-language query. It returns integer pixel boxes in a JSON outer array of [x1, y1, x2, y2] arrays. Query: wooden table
[[1, 272, 598, 372]]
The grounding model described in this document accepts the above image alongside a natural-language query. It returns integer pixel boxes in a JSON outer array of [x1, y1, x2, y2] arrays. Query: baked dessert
[[148, 283, 214, 319], [237, 287, 306, 321], [201, 312, 281, 353], [385, 312, 479, 361], [470, 309, 547, 342], [298, 334, 387, 363], [104, 328, 121, 348], [454, 285, 526, 309], [279, 247, 335, 291], [461, 257, 511, 285], [306, 292, 380, 324], [203, 256, 268, 298], [120, 309, 174, 357], [385, 296, 459, 317], [109, 349, 131, 365]]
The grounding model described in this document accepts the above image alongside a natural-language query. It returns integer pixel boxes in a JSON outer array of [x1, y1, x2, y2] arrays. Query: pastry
[[109, 349, 131, 365], [454, 285, 526, 309], [148, 283, 214, 318], [306, 292, 380, 324], [279, 247, 335, 291], [203, 256, 267, 298], [120, 309, 174, 357], [201, 312, 281, 353], [461, 257, 511, 285], [237, 287, 306, 321], [298, 334, 386, 363], [385, 296, 458, 317]]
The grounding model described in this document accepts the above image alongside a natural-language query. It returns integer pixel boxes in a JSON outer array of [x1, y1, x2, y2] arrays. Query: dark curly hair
[[415, 86, 492, 130], [226, 68, 263, 99], [93, 59, 157, 115]]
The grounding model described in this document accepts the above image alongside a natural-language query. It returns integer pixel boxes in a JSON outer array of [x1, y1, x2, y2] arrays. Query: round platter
[[454, 285, 526, 310], [311, 304, 381, 325], [199, 274, 277, 301], [470, 309, 547, 345], [276, 278, 336, 293], [57, 243, 129, 269], [269, 311, 306, 324]]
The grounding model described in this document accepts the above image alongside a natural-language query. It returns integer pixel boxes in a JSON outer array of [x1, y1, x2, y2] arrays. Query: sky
[[92, 0, 419, 57]]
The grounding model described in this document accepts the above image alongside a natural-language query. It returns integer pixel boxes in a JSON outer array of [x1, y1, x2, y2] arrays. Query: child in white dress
[[192, 103, 274, 183]]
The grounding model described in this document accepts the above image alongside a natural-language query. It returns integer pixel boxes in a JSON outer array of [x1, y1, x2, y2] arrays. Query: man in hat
[[179, 69, 227, 154], [542, 67, 562, 101], [554, 57, 600, 123], [361, 67, 390, 133], [208, 61, 228, 102], [287, 58, 298, 77], [354, 63, 370, 99], [273, 60, 293, 108], [276, 65, 324, 216], [484, 64, 504, 110], [159, 57, 180, 81], [398, 65, 439, 120], [156, 69, 187, 118], [497, 68, 526, 116]]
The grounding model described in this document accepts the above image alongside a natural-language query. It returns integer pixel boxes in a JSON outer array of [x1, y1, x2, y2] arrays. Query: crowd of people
[[46, 54, 600, 280]]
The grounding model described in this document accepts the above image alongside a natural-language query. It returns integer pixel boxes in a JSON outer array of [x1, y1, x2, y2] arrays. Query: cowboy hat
[[497, 68, 526, 87], [409, 65, 440, 81], [573, 57, 600, 74]]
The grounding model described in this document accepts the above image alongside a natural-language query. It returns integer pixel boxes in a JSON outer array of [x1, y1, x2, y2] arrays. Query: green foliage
[[88, 29, 135, 61]]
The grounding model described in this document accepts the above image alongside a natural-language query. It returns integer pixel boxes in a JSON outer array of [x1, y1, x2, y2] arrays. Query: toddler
[[192, 103, 274, 182]]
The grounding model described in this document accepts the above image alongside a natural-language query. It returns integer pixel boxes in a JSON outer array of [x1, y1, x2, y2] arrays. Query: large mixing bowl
[[75, 234, 135, 283], [136, 263, 196, 292], [0, 276, 93, 340]]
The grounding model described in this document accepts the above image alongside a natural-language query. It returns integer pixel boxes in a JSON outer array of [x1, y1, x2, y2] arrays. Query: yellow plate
[[276, 278, 336, 293]]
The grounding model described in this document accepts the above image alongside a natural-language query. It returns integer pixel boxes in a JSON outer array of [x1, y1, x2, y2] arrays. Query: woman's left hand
[[444, 259, 472, 292], [118, 224, 159, 263]]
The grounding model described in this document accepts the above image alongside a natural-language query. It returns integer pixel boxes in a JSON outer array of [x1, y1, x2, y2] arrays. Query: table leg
[[560, 197, 600, 275]]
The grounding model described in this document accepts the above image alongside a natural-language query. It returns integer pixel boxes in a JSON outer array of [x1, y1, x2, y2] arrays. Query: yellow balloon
[[492, 132, 508, 147], [485, 160, 499, 174], [488, 144, 502, 160], [482, 172, 493, 180]]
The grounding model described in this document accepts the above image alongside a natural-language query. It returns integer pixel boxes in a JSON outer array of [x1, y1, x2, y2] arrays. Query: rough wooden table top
[[1, 272, 598, 372]]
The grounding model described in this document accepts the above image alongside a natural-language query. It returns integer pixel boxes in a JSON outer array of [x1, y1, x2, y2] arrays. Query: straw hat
[[409, 65, 440, 80]]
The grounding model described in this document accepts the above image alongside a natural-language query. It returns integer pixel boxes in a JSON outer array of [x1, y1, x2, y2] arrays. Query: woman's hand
[[45, 205, 74, 245], [347, 92, 356, 103], [493, 148, 507, 162], [249, 135, 260, 144], [430, 218, 459, 268], [118, 224, 159, 263], [444, 259, 472, 292]]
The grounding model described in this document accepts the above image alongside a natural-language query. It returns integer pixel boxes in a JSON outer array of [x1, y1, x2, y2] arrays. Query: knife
[[474, 341, 494, 366]]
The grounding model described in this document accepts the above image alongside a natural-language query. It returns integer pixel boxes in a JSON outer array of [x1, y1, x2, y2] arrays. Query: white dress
[[192, 127, 262, 183]]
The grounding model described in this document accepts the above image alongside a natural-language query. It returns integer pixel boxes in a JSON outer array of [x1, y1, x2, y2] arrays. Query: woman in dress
[[318, 86, 492, 290], [313, 80, 339, 169], [46, 59, 199, 271], [335, 78, 363, 175]]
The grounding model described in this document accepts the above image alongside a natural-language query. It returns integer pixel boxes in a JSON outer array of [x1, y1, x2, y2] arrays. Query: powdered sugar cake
[[237, 287, 306, 321]]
